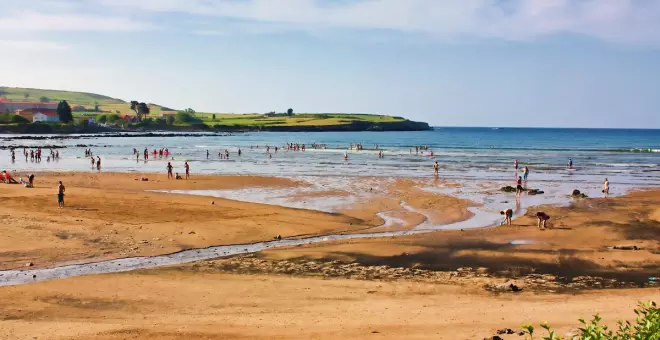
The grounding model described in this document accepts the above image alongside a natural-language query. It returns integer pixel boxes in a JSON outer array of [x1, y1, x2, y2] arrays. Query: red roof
[[18, 108, 58, 116]]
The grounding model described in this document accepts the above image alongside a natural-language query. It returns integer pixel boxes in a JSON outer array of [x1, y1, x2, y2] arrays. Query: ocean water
[[2, 128, 659, 187]]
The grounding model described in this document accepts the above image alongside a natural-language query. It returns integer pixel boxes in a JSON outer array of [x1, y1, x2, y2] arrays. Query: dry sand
[[1, 172, 660, 339]]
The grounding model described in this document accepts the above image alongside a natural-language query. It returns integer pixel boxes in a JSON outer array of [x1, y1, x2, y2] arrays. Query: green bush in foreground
[[522, 301, 659, 340]]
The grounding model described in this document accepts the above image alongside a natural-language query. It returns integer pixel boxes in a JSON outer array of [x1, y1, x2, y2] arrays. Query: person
[[516, 176, 523, 197], [433, 161, 439, 176], [568, 159, 573, 169], [96, 156, 101, 171], [536, 212, 550, 229], [91, 156, 95, 169], [206, 150, 209, 159], [500, 208, 513, 225], [175, 172, 183, 180], [523, 166, 529, 182], [136, 152, 140, 161], [603, 178, 610, 197], [238, 148, 242, 157], [514, 159, 518, 171], [184, 161, 190, 179], [28, 174, 35, 188], [344, 152, 348, 161], [166, 162, 173, 179], [57, 181, 65, 208]]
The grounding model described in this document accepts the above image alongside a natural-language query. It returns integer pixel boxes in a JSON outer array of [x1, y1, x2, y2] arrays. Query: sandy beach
[[1, 171, 660, 339]]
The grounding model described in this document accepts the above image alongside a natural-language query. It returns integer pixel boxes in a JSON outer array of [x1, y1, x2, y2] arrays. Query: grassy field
[[1, 87, 412, 128]]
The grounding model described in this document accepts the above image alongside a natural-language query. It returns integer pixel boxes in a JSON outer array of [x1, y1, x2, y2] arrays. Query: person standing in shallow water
[[433, 161, 439, 176], [603, 178, 610, 197], [184, 161, 190, 179], [57, 181, 65, 208]]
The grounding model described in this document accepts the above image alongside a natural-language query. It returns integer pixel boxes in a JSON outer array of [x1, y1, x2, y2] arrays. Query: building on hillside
[[120, 114, 137, 122], [31, 110, 61, 122], [0, 98, 58, 112]]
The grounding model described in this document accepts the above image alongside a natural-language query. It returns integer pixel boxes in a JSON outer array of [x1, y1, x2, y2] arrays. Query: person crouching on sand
[[536, 212, 550, 229], [500, 208, 513, 225]]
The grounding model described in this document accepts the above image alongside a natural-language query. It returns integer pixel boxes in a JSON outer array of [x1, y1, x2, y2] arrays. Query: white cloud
[[1, 0, 659, 45], [97, 0, 660, 46], [0, 40, 69, 50]]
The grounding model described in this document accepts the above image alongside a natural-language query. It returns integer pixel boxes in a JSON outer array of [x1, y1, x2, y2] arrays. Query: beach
[[1, 169, 660, 339], [1, 129, 660, 339]]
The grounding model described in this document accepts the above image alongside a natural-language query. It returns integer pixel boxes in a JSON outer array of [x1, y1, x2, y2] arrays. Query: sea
[[2, 127, 659, 186]]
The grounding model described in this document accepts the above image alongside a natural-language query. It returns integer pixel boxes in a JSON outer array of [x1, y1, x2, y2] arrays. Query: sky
[[1, 0, 659, 128]]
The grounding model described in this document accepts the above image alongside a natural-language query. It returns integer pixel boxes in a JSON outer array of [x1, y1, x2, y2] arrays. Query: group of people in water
[[8, 147, 60, 163]]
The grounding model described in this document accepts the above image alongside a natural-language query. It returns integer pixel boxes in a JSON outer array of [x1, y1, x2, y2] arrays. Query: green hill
[[0, 87, 125, 105], [0, 86, 430, 132]]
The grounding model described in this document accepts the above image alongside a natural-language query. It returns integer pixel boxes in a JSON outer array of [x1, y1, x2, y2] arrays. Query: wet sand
[[1, 172, 660, 339]]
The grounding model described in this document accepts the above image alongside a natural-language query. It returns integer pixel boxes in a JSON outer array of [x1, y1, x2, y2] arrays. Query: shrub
[[97, 115, 107, 123], [166, 116, 175, 125], [522, 301, 659, 339], [106, 114, 120, 122], [174, 112, 200, 124], [10, 115, 30, 124]]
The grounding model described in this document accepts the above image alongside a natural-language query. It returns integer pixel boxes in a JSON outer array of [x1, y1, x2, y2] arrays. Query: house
[[15, 108, 59, 121], [120, 114, 137, 122], [31, 110, 60, 122]]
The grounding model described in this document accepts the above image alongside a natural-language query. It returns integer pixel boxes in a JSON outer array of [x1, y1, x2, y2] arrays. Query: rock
[[211, 201, 215, 205], [572, 189, 581, 196], [188, 231, 196, 235], [274, 235, 282, 240], [26, 262, 33, 267], [484, 336, 504, 340], [501, 186, 516, 193], [496, 328, 515, 335]]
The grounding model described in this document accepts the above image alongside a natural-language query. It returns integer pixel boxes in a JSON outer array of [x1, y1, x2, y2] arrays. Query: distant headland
[[0, 87, 430, 133]]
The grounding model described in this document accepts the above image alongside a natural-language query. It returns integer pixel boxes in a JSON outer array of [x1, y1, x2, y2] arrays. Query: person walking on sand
[[603, 178, 610, 197], [57, 181, 65, 208], [167, 162, 173, 179], [500, 208, 513, 225], [184, 161, 190, 179], [433, 161, 439, 176], [516, 176, 523, 197]]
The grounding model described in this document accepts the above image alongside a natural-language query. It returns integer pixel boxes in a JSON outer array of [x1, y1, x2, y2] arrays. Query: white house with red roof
[[16, 108, 60, 122]]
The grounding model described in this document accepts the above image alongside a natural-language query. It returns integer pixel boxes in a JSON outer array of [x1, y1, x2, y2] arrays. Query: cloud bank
[[1, 0, 659, 46]]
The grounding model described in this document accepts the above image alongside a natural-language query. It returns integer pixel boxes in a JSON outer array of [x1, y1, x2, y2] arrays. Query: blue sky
[[1, 0, 659, 128]]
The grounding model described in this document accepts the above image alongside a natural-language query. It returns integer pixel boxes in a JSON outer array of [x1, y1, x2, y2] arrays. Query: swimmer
[[500, 208, 513, 225]]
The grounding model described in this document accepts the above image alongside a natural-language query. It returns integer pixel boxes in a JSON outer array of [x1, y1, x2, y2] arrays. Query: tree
[[212, 113, 216, 120], [97, 115, 107, 123], [166, 116, 175, 125], [130, 101, 151, 121], [10, 115, 29, 124], [56, 100, 73, 123], [287, 108, 294, 116], [23, 92, 30, 100], [39, 96, 51, 103]]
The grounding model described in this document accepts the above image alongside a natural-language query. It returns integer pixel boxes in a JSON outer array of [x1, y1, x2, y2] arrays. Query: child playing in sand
[[500, 208, 513, 225], [536, 212, 550, 229], [175, 173, 183, 180]]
